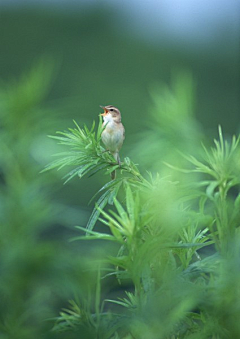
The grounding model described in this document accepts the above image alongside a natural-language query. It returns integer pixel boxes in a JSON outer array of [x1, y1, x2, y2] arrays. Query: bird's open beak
[[99, 105, 108, 116]]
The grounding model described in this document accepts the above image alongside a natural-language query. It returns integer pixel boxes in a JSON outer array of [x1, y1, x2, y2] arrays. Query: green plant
[[0, 59, 58, 338], [46, 87, 240, 338], [0, 59, 107, 339]]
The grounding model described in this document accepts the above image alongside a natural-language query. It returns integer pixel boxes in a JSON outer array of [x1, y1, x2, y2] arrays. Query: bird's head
[[100, 105, 121, 123]]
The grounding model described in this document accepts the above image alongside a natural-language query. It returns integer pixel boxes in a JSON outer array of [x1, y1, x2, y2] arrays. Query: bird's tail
[[111, 152, 120, 180]]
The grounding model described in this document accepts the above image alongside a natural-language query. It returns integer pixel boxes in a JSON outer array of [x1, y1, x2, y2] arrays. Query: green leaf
[[63, 166, 82, 183], [108, 181, 122, 205], [105, 299, 130, 308], [71, 226, 117, 242], [100, 219, 124, 243], [112, 198, 129, 225], [125, 185, 135, 224], [206, 180, 219, 198], [86, 190, 112, 231], [87, 163, 109, 178], [98, 207, 124, 233], [105, 165, 119, 175], [89, 178, 123, 204], [97, 115, 104, 141]]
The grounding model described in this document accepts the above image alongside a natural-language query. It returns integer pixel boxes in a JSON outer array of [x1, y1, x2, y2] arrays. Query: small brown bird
[[100, 105, 125, 179]]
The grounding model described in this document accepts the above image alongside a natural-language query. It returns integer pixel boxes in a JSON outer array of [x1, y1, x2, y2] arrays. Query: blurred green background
[[0, 1, 239, 337]]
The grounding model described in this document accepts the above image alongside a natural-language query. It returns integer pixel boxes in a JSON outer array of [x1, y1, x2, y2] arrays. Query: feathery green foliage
[[46, 75, 240, 338], [0, 59, 109, 339], [44, 118, 147, 232], [0, 59, 58, 338]]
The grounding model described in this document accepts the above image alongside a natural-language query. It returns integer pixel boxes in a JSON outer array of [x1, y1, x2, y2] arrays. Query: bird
[[100, 105, 125, 180]]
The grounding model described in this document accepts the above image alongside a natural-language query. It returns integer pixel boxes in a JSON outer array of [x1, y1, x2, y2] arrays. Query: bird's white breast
[[102, 117, 123, 153]]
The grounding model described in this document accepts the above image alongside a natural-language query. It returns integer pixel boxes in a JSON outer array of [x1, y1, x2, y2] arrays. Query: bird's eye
[[110, 109, 114, 112]]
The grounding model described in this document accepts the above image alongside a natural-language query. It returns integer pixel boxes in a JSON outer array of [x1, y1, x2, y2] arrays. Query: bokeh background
[[0, 0, 239, 337]]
